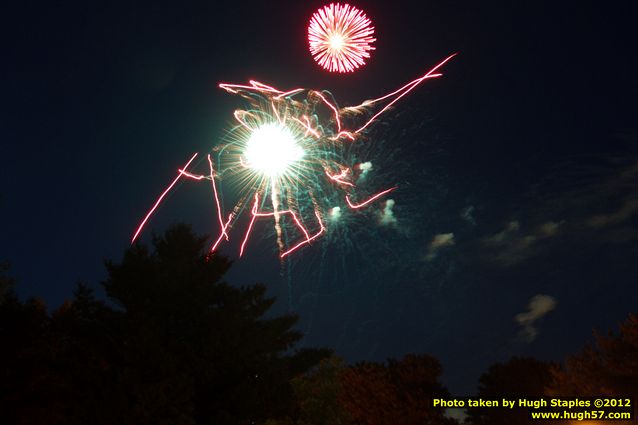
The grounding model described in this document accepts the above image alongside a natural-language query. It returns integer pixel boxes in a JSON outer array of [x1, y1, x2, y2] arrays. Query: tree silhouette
[[0, 224, 330, 425], [292, 355, 352, 425], [266, 353, 458, 425], [263, 355, 353, 425], [338, 354, 457, 425], [0, 291, 62, 424], [548, 313, 638, 399], [0, 261, 13, 304], [101, 224, 330, 424], [465, 357, 555, 425], [49, 283, 129, 425]]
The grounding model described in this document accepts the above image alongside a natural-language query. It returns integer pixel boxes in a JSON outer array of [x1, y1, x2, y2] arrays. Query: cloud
[[330, 206, 342, 221], [586, 198, 638, 228], [484, 221, 520, 244], [444, 408, 467, 422], [469, 140, 638, 266], [461, 205, 477, 225], [528, 150, 638, 243], [431, 233, 455, 249], [515, 294, 557, 342], [358, 161, 373, 172], [538, 221, 562, 237], [356, 161, 373, 183], [424, 233, 455, 261], [379, 199, 397, 225], [481, 220, 564, 266]]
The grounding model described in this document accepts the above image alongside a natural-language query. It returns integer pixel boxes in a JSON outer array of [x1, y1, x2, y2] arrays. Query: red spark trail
[[292, 116, 320, 138], [274, 88, 305, 100], [331, 131, 355, 141], [239, 192, 325, 257], [211, 213, 233, 252], [326, 168, 355, 187], [315, 91, 342, 132], [233, 111, 255, 131], [179, 170, 206, 180], [346, 187, 397, 209], [271, 101, 283, 124], [240, 193, 260, 257], [219, 80, 300, 96], [218, 53, 457, 144], [281, 211, 325, 258], [207, 154, 232, 249], [131, 153, 198, 243], [354, 53, 457, 134], [253, 209, 310, 239]]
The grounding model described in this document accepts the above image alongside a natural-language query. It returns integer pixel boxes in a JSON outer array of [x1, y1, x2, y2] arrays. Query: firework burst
[[308, 3, 376, 73], [131, 54, 456, 259]]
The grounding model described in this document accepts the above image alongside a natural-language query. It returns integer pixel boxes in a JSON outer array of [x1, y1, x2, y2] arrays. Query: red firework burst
[[308, 3, 376, 73]]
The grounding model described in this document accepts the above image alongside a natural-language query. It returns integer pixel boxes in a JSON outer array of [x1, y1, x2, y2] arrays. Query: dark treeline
[[1, 225, 637, 425]]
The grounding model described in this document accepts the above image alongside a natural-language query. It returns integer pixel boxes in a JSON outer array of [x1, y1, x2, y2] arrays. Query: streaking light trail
[[131, 53, 456, 258], [131, 153, 198, 243], [308, 3, 376, 73]]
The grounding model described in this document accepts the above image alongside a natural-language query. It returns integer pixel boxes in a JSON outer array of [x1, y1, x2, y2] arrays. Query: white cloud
[[461, 205, 476, 225], [330, 206, 341, 221], [538, 221, 562, 237], [481, 220, 563, 266], [379, 199, 397, 225], [358, 161, 373, 172], [424, 233, 455, 261], [484, 221, 520, 244], [587, 198, 638, 228], [357, 161, 373, 182], [515, 294, 557, 342]]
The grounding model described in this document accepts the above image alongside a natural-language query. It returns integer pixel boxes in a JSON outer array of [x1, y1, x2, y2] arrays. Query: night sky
[[2, 0, 637, 395]]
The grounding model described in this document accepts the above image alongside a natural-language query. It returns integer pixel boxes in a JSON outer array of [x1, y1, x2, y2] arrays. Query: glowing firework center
[[329, 34, 345, 51], [243, 123, 304, 179]]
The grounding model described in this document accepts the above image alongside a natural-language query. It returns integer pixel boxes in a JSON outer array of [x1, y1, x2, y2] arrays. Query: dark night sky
[[2, 0, 637, 395]]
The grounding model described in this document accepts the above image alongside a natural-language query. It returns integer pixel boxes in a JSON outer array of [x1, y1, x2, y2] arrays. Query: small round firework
[[308, 3, 376, 73]]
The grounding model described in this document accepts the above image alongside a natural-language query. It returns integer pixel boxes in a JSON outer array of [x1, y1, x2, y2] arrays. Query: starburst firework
[[308, 3, 376, 73], [131, 54, 456, 259]]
